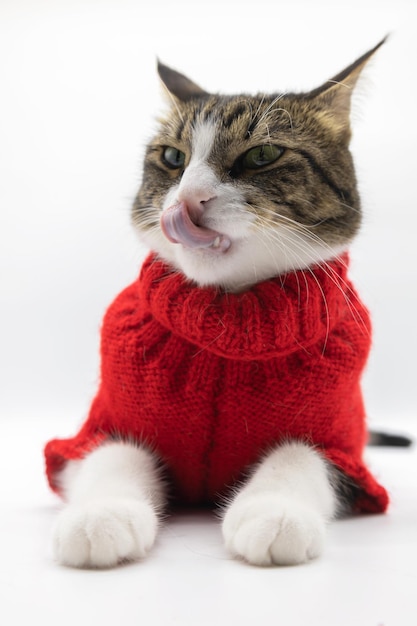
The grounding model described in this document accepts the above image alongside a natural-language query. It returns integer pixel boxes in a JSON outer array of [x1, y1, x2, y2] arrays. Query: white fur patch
[[163, 120, 218, 212], [53, 442, 165, 568], [190, 119, 217, 163], [222, 441, 336, 565]]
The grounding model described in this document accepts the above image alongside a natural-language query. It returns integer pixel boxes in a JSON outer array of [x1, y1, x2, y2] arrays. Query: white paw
[[222, 493, 326, 566], [53, 498, 159, 568]]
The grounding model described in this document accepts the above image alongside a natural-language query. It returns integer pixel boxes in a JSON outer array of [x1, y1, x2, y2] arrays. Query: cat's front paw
[[53, 498, 159, 568], [222, 493, 326, 566]]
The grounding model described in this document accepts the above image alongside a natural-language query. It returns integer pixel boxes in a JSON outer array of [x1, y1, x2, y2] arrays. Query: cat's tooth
[[220, 236, 231, 252], [213, 236, 221, 248]]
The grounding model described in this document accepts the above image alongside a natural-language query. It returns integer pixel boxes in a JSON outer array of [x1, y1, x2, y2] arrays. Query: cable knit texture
[[45, 253, 388, 513]]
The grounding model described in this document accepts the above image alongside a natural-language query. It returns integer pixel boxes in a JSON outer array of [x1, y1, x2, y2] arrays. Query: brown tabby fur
[[132, 38, 386, 270]]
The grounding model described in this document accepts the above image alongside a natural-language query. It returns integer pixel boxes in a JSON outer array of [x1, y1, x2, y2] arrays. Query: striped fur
[[132, 39, 385, 290]]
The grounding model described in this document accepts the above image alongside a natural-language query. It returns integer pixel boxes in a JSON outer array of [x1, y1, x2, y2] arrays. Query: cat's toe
[[222, 493, 325, 566], [53, 498, 158, 568]]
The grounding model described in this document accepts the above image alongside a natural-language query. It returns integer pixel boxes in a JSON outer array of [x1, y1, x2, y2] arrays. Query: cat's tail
[[367, 429, 413, 447]]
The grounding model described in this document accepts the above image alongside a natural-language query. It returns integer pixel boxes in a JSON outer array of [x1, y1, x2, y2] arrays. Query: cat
[[45, 39, 390, 569]]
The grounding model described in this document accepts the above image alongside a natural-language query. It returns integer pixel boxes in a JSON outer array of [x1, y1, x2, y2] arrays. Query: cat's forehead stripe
[[190, 120, 217, 164]]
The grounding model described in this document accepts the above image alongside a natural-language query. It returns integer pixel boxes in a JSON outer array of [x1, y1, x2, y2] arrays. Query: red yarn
[[44, 253, 388, 513]]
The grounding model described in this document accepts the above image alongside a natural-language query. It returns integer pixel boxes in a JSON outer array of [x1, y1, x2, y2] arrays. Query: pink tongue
[[160, 201, 230, 252]]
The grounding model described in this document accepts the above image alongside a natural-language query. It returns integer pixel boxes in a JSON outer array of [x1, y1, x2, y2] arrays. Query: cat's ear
[[157, 61, 209, 102], [308, 37, 387, 136]]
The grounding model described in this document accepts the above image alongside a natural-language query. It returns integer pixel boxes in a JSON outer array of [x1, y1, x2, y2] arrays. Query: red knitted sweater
[[45, 254, 388, 513]]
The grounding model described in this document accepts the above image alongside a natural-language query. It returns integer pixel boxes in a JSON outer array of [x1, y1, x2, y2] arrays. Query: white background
[[1, 1, 416, 625], [1, 0, 416, 425]]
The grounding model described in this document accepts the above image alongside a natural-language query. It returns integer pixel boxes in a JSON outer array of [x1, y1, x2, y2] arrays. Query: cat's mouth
[[160, 201, 231, 253]]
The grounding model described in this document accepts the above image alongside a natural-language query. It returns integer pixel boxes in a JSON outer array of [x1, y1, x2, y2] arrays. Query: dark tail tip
[[368, 429, 413, 447]]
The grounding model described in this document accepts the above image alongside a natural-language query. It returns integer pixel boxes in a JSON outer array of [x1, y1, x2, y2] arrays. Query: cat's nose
[[177, 189, 216, 223], [176, 164, 217, 221]]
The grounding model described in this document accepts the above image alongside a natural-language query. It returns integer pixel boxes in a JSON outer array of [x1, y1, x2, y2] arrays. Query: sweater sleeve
[[138, 254, 351, 360]]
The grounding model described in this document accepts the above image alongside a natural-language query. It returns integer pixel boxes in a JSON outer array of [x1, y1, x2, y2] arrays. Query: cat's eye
[[242, 145, 283, 169], [162, 146, 186, 169]]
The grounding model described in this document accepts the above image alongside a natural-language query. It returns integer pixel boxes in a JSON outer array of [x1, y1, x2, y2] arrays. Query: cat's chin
[[159, 243, 249, 291], [142, 230, 348, 292], [152, 240, 290, 292]]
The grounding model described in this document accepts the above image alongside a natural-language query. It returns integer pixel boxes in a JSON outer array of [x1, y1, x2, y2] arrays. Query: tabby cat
[[45, 39, 390, 568]]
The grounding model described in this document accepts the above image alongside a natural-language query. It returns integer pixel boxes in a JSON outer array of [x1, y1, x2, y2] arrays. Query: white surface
[[1, 1, 416, 625], [0, 414, 416, 626]]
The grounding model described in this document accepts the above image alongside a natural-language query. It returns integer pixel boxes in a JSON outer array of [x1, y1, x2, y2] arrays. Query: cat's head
[[132, 39, 385, 291]]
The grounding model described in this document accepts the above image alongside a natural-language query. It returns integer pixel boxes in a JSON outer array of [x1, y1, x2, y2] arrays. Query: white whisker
[[254, 93, 294, 133]]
